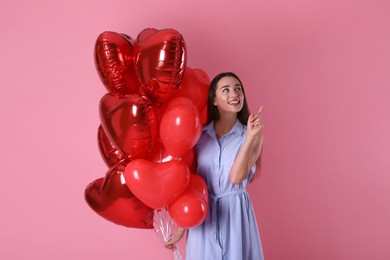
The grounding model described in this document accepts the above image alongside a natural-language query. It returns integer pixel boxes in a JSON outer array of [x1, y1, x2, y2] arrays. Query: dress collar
[[204, 119, 245, 138]]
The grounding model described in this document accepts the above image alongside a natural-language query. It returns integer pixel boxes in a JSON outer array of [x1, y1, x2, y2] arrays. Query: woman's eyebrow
[[219, 83, 241, 90]]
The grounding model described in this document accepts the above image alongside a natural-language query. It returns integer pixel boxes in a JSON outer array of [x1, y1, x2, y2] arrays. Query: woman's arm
[[248, 133, 263, 168], [230, 107, 264, 184]]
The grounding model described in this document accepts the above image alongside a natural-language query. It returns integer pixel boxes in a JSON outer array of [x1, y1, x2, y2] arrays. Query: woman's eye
[[236, 87, 242, 92], [222, 88, 228, 92]]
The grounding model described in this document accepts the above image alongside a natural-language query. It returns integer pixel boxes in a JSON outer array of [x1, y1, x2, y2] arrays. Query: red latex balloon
[[84, 165, 154, 229], [159, 97, 202, 157], [191, 68, 210, 111], [95, 31, 139, 95], [185, 174, 209, 201], [200, 106, 208, 126], [97, 125, 127, 167], [124, 159, 190, 209], [167, 67, 209, 114], [136, 28, 187, 107], [192, 68, 210, 85], [99, 93, 158, 160], [148, 139, 195, 168], [168, 174, 208, 228]]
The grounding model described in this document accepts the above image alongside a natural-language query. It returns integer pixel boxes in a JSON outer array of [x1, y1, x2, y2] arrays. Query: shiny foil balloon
[[95, 31, 139, 95], [97, 125, 127, 167], [159, 97, 202, 157], [168, 174, 209, 228], [136, 28, 186, 107], [124, 159, 190, 209], [99, 93, 158, 160], [137, 28, 158, 42], [84, 165, 154, 229]]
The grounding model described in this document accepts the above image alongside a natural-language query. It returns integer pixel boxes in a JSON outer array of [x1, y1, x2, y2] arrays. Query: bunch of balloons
[[84, 28, 209, 231]]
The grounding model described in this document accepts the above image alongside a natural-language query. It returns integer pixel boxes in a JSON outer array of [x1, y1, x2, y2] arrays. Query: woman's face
[[213, 76, 244, 115]]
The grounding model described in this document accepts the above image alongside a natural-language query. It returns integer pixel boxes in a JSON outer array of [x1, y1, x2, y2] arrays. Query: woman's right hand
[[247, 106, 264, 138], [164, 227, 185, 251]]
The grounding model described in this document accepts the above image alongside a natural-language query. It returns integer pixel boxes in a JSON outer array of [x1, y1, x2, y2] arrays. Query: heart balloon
[[124, 159, 190, 209], [136, 28, 186, 107], [159, 97, 202, 157], [97, 125, 127, 167], [199, 106, 208, 126], [168, 174, 208, 228], [185, 174, 209, 201], [137, 28, 159, 42], [167, 67, 209, 114], [95, 31, 139, 95], [84, 165, 154, 229], [99, 93, 158, 160]]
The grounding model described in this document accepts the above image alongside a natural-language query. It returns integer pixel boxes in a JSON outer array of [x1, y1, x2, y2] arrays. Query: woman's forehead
[[217, 76, 240, 88]]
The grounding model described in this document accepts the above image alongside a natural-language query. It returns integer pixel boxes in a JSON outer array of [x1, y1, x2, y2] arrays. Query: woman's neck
[[214, 113, 237, 139]]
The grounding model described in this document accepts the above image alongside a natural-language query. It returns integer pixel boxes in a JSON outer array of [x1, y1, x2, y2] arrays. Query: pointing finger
[[258, 105, 263, 115]]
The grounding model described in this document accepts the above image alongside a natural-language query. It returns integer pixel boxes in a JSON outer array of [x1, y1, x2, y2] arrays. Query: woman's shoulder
[[199, 121, 214, 137], [196, 122, 215, 147], [232, 119, 247, 137]]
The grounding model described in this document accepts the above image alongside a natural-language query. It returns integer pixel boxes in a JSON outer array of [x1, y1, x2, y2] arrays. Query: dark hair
[[206, 72, 250, 125], [206, 72, 262, 182]]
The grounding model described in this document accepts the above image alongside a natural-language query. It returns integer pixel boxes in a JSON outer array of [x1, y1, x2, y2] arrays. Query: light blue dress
[[185, 120, 264, 260]]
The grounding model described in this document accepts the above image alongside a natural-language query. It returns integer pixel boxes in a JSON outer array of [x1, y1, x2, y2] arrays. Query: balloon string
[[153, 209, 182, 259], [174, 247, 182, 260]]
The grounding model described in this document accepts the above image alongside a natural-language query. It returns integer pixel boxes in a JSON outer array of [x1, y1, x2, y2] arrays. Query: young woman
[[167, 72, 264, 259]]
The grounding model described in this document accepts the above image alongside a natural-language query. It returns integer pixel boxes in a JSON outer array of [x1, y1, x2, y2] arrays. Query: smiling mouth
[[228, 100, 240, 105]]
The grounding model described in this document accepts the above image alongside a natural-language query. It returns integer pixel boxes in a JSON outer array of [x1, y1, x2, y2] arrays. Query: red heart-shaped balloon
[[124, 159, 190, 209], [94, 31, 139, 95], [84, 165, 154, 229], [97, 125, 127, 168], [136, 28, 187, 107], [166, 67, 210, 114], [185, 174, 209, 201], [137, 28, 159, 42], [168, 174, 209, 228], [99, 93, 158, 160]]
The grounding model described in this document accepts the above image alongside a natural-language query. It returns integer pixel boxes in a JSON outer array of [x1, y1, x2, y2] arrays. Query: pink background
[[1, 0, 389, 259]]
